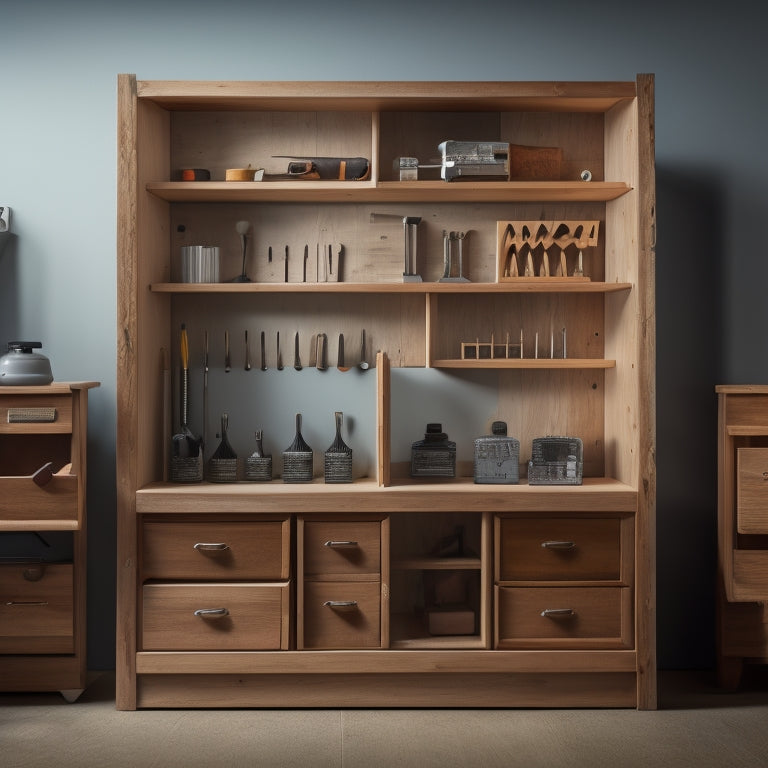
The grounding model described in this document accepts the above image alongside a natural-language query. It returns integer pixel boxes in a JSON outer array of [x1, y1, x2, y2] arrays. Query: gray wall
[[2, 0, 764, 671]]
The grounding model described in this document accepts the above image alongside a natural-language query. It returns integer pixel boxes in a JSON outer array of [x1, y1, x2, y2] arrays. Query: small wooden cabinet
[[117, 76, 655, 709], [0, 382, 98, 700], [716, 385, 768, 687]]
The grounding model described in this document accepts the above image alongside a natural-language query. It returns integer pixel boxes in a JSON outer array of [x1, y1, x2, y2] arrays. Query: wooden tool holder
[[497, 220, 599, 281]]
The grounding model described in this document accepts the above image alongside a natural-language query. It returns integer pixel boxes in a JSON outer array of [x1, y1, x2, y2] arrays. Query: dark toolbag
[[271, 156, 371, 181]]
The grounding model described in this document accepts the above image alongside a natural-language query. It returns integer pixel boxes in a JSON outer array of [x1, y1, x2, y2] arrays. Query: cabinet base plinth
[[135, 672, 638, 709]]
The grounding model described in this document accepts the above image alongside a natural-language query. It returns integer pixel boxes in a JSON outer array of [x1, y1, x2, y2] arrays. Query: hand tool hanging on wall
[[244, 330, 252, 370], [224, 331, 231, 372], [260, 331, 267, 370], [172, 323, 199, 458], [294, 332, 302, 370], [277, 332, 283, 370]]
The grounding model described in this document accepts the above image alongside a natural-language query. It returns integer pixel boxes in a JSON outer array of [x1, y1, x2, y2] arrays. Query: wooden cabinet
[[117, 76, 655, 709], [0, 382, 98, 700], [716, 385, 768, 687]]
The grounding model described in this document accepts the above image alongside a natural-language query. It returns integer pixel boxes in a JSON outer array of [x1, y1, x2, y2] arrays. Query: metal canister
[[473, 421, 520, 484], [410, 423, 456, 478]]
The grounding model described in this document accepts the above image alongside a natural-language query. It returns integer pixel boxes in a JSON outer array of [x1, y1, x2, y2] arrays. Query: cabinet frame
[[116, 75, 656, 710]]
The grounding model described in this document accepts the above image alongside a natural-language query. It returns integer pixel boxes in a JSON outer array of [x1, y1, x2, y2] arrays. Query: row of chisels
[[219, 329, 370, 371], [265, 243, 343, 282]]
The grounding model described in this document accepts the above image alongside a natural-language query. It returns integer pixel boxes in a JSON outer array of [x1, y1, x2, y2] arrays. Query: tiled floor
[[2, 670, 768, 767]]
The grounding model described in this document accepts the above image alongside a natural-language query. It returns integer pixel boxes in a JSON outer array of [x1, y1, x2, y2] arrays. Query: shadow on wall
[[655, 165, 723, 669], [0, 233, 19, 342]]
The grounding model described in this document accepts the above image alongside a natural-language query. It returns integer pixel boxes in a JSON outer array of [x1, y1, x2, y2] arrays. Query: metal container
[[0, 342, 54, 386], [410, 423, 456, 478], [324, 411, 352, 483], [473, 421, 519, 484], [527, 436, 583, 485], [282, 413, 313, 483], [244, 430, 272, 481]]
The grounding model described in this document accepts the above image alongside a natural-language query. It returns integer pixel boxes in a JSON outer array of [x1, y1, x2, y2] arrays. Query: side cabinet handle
[[193, 543, 230, 552], [193, 608, 230, 618], [541, 541, 576, 550], [324, 540, 358, 548], [541, 608, 576, 618], [6, 600, 49, 607], [323, 600, 358, 610]]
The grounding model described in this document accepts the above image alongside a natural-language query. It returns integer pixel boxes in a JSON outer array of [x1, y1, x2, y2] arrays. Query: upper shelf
[[146, 180, 631, 204]]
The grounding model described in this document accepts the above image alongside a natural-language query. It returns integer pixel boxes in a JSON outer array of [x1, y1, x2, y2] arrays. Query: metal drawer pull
[[193, 608, 230, 618], [6, 600, 49, 607], [193, 543, 230, 552], [541, 541, 576, 550], [324, 540, 358, 548], [541, 608, 576, 618], [323, 600, 358, 610]]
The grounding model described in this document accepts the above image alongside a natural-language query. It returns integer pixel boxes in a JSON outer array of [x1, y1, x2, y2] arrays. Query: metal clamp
[[324, 540, 358, 549], [193, 608, 230, 618], [193, 543, 230, 552]]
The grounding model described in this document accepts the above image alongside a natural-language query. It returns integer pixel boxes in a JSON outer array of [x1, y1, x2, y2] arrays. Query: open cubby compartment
[[170, 110, 376, 182], [389, 511, 491, 648], [377, 110, 606, 183]]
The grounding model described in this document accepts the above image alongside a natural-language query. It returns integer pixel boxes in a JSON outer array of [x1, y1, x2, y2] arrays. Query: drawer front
[[142, 583, 289, 651], [0, 475, 78, 523], [142, 520, 290, 580], [0, 563, 74, 653], [497, 517, 622, 581], [302, 581, 381, 649], [302, 520, 381, 577], [0, 394, 72, 434], [495, 586, 630, 649], [737, 448, 768, 534]]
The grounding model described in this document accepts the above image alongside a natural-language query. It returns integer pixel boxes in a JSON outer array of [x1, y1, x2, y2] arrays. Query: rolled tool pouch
[[278, 156, 371, 181]]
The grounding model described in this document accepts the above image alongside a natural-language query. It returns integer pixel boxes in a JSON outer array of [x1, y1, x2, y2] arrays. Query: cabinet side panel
[[116, 73, 139, 710]]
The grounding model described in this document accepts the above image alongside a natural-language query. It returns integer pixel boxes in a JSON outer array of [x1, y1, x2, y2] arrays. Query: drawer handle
[[6, 600, 49, 607], [323, 600, 358, 610], [193, 543, 230, 552], [541, 541, 576, 550], [193, 608, 230, 619], [324, 540, 358, 549], [541, 608, 576, 619]]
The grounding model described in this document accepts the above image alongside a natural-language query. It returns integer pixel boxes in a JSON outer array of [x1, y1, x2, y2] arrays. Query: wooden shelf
[[150, 281, 632, 294], [432, 358, 616, 370], [147, 180, 631, 204]]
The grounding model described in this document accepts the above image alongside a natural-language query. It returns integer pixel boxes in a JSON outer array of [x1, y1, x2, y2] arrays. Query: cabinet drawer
[[496, 517, 622, 581], [495, 586, 631, 649], [0, 563, 74, 653], [142, 520, 290, 580], [142, 583, 289, 651], [301, 520, 381, 577], [737, 448, 768, 534], [301, 581, 381, 649], [0, 474, 78, 523], [0, 394, 72, 434]]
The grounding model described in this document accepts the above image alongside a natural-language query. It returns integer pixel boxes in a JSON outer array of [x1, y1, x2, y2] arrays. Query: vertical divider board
[[376, 351, 391, 487]]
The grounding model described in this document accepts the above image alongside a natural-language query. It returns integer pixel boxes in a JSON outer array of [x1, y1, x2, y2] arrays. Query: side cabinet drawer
[[142, 519, 290, 580], [302, 581, 382, 649], [142, 583, 290, 651], [495, 586, 631, 649], [496, 517, 623, 581], [0, 563, 74, 653], [737, 448, 768, 534], [302, 520, 381, 577]]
